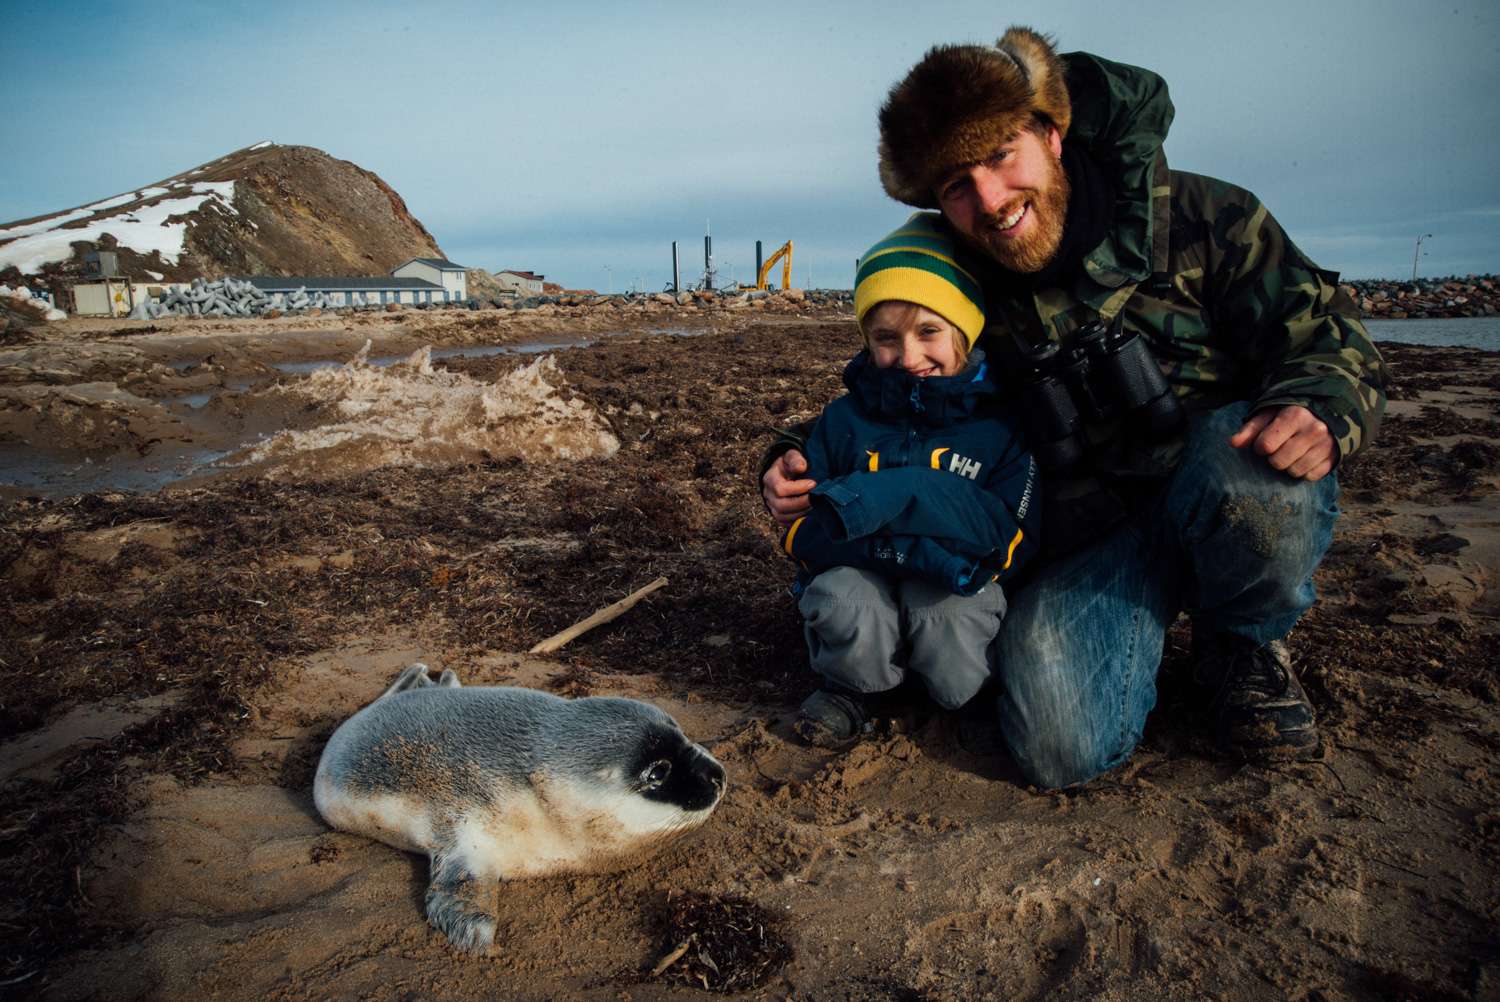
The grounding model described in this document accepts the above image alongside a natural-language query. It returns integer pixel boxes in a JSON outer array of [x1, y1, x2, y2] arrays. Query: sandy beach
[[1, 307, 1496, 1000]]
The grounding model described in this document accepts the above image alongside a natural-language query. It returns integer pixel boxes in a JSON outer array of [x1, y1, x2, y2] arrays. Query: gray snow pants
[[798, 566, 1007, 710]]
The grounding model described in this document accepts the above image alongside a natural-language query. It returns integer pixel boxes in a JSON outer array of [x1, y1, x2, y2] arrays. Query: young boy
[[783, 213, 1041, 747]]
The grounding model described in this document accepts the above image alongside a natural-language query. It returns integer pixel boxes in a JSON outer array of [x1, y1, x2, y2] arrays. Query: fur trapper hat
[[878, 26, 1071, 208]]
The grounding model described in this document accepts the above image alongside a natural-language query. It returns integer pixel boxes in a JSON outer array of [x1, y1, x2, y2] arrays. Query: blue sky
[[2, 0, 1497, 289]]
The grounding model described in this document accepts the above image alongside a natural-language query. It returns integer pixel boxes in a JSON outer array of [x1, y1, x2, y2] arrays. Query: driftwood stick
[[528, 576, 668, 654], [650, 937, 695, 977]]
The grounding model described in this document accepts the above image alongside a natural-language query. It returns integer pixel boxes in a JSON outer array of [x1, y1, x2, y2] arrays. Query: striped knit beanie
[[854, 212, 986, 347]]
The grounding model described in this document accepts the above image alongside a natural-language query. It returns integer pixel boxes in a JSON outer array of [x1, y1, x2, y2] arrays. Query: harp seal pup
[[313, 663, 727, 953]]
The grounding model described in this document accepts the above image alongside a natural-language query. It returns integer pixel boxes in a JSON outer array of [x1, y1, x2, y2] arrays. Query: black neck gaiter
[[1009, 143, 1112, 291]]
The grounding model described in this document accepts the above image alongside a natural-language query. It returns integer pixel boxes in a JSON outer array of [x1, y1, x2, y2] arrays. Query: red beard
[[970, 152, 1070, 274]]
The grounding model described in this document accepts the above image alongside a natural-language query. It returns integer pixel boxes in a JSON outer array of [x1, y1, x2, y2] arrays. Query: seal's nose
[[700, 752, 727, 800]]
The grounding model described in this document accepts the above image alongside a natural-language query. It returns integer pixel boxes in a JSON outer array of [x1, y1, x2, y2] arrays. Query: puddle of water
[[431, 344, 515, 360], [434, 341, 593, 358], [267, 339, 596, 375], [175, 392, 216, 409], [0, 441, 235, 497], [160, 378, 252, 409]]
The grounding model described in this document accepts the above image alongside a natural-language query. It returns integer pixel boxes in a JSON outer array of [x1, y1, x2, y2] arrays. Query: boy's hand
[[763, 449, 816, 526], [1229, 404, 1336, 482]]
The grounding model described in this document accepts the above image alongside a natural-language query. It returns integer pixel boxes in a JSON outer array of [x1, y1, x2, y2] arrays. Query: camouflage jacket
[[972, 51, 1386, 481], [766, 51, 1385, 552], [956, 51, 1388, 546]]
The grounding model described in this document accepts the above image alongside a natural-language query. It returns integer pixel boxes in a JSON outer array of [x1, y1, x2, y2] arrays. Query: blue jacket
[[782, 349, 1041, 595]]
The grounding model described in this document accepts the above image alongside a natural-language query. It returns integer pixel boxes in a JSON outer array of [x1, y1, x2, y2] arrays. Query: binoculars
[[1018, 317, 1184, 473]]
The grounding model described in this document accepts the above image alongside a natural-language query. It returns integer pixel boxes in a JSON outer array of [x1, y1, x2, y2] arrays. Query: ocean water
[[1365, 317, 1500, 350]]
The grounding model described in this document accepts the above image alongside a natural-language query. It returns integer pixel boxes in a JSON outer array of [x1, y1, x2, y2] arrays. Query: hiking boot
[[953, 684, 1006, 756], [794, 688, 873, 749], [1191, 634, 1321, 761]]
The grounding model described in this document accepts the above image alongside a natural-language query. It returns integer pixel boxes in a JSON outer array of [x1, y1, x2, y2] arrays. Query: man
[[761, 28, 1385, 789]]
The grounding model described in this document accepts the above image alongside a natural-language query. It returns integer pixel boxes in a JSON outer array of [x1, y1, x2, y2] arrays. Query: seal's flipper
[[436, 669, 461, 688], [380, 662, 433, 699], [425, 850, 496, 953]]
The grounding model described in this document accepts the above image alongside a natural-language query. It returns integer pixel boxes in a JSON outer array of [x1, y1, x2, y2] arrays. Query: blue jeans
[[995, 402, 1340, 789]]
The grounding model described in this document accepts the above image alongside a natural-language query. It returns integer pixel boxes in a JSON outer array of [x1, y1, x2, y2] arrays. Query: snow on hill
[[0, 142, 447, 286], [0, 182, 237, 275]]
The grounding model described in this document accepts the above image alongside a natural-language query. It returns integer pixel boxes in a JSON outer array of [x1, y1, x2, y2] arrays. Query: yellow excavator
[[754, 240, 793, 291]]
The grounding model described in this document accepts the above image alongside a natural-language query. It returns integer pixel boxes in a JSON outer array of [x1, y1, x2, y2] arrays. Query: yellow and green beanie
[[854, 212, 986, 347]]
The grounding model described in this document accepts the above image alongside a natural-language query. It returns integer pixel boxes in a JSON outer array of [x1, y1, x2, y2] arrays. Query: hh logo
[[931, 447, 982, 480]]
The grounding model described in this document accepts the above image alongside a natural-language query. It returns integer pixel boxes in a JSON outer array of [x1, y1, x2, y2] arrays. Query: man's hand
[[762, 449, 816, 526], [1228, 404, 1336, 482]]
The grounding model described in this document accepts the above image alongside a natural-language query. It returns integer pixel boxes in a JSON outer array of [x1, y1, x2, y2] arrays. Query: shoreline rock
[[1342, 274, 1499, 320]]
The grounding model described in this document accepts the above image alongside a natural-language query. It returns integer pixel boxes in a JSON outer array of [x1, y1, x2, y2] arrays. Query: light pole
[[1412, 234, 1432, 283], [604, 266, 612, 295]]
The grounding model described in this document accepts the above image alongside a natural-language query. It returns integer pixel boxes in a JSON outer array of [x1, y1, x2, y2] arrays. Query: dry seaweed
[[642, 891, 793, 993]]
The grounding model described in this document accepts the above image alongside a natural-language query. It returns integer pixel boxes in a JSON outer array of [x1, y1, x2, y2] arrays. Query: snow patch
[[82, 192, 142, 213], [0, 181, 237, 275], [0, 186, 184, 243], [1, 284, 66, 320], [0, 209, 93, 242]]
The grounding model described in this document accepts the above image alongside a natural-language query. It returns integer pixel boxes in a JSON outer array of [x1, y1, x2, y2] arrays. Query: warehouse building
[[70, 258, 472, 315], [240, 275, 454, 307]]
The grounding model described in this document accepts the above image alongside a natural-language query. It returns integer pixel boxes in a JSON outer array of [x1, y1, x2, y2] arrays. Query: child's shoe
[[954, 682, 1005, 756], [794, 688, 872, 748]]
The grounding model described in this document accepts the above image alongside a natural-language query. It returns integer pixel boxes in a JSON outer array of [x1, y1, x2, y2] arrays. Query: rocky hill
[[0, 142, 446, 289]]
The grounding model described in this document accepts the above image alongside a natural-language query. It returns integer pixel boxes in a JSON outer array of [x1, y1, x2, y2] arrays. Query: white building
[[72, 279, 159, 317], [495, 270, 545, 295], [393, 258, 468, 300], [242, 275, 453, 306], [69, 257, 474, 315]]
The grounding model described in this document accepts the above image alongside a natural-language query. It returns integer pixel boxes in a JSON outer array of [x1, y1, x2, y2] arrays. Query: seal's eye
[[641, 760, 672, 788]]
